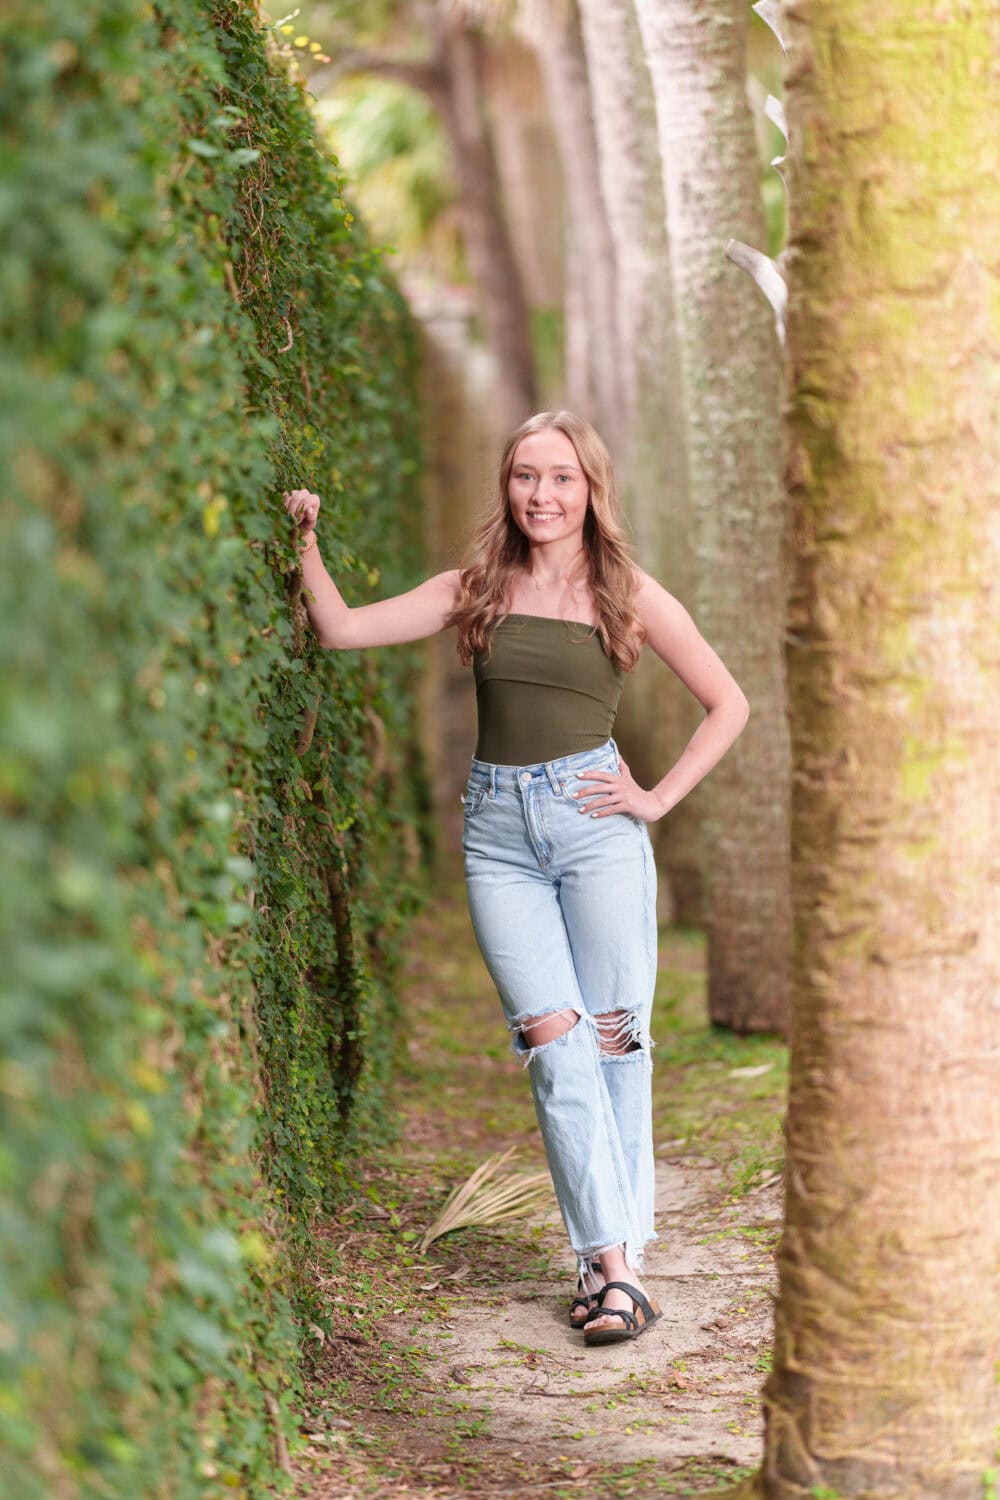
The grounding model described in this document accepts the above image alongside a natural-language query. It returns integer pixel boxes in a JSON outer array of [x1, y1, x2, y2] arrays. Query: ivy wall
[[0, 2, 425, 1495]]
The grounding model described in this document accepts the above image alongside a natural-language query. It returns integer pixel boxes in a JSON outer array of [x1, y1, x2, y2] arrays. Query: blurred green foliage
[[0, 1, 425, 1495], [762, 149, 788, 258], [317, 77, 464, 278]]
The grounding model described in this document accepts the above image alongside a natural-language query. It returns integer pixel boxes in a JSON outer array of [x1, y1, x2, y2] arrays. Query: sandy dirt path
[[289, 877, 785, 1499], [418, 1158, 781, 1473]]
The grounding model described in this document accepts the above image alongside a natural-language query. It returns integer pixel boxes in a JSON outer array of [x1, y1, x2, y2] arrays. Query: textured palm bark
[[633, 0, 791, 1031], [515, 0, 624, 445], [575, 0, 704, 922], [431, 9, 538, 431], [484, 39, 564, 319], [761, 3, 1000, 1494], [413, 287, 499, 857]]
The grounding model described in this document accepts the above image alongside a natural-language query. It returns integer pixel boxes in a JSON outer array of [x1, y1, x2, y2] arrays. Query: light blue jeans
[[461, 736, 658, 1284]]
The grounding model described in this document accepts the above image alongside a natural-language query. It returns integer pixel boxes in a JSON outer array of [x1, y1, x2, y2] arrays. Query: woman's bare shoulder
[[632, 567, 685, 620], [630, 568, 746, 713]]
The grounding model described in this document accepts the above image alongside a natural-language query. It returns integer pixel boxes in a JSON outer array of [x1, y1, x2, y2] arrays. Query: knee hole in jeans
[[517, 1008, 580, 1049], [595, 1008, 642, 1055]]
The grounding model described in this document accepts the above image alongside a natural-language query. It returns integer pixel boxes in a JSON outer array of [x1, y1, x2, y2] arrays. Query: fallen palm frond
[[417, 1144, 555, 1254]]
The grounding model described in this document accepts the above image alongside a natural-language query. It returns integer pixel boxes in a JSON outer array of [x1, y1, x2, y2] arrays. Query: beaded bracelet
[[299, 532, 318, 557]]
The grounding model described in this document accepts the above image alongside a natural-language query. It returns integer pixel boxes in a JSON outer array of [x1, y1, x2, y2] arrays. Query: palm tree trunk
[[413, 289, 499, 858], [633, 0, 791, 1031], [483, 37, 564, 328], [758, 2, 1000, 1492], [575, 0, 703, 923], [432, 8, 537, 431], [515, 0, 624, 445]]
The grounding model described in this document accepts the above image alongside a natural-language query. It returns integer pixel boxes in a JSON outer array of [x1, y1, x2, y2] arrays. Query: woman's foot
[[583, 1283, 644, 1333], [582, 1280, 662, 1345], [568, 1260, 605, 1327], [581, 1246, 651, 1335]]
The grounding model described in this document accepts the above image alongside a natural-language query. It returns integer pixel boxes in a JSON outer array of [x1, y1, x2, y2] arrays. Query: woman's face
[[507, 428, 590, 546]]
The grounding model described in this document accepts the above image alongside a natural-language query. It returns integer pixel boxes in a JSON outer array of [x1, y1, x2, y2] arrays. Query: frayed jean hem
[[574, 1230, 659, 1286]]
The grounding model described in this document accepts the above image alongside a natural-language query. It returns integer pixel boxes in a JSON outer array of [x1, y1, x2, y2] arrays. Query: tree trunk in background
[[405, 278, 501, 857], [575, 0, 703, 925], [431, 7, 538, 432], [760, 4, 1000, 1492], [515, 0, 624, 447], [482, 35, 566, 405], [633, 0, 790, 1031]]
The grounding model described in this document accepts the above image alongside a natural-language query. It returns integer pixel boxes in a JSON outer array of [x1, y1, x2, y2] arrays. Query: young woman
[[284, 410, 749, 1347]]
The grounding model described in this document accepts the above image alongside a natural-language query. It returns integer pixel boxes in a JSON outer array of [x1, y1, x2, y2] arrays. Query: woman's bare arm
[[565, 570, 751, 823], [633, 569, 750, 816], [303, 539, 461, 649], [283, 488, 462, 649]]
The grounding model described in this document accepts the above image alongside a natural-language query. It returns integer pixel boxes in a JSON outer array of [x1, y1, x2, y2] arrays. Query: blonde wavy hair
[[447, 410, 645, 671]]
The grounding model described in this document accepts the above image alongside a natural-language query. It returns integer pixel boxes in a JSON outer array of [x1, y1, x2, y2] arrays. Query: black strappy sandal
[[582, 1280, 662, 1346], [568, 1260, 605, 1327]]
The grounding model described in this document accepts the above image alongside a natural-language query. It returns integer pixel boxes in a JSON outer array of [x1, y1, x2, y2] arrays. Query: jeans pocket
[[606, 758, 645, 828], [461, 784, 487, 818]]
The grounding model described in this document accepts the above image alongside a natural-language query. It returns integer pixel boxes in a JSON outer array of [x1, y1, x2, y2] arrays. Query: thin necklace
[[529, 557, 586, 592], [531, 574, 585, 592]]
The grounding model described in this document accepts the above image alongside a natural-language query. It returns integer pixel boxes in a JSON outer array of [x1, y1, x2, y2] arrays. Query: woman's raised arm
[[284, 489, 461, 650], [307, 548, 461, 650]]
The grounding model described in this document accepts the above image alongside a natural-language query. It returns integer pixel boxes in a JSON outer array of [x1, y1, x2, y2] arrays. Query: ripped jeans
[[461, 737, 658, 1283]]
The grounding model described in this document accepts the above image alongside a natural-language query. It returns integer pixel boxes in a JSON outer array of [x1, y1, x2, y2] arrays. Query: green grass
[[650, 932, 787, 1201]]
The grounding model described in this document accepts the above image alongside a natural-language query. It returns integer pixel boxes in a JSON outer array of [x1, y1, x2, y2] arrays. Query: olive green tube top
[[472, 613, 627, 766]]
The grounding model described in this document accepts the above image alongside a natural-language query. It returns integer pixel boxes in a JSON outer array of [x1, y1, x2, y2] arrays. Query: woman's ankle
[[596, 1246, 642, 1288]]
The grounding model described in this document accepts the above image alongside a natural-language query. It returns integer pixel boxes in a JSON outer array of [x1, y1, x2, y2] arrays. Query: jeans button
[[520, 772, 531, 785]]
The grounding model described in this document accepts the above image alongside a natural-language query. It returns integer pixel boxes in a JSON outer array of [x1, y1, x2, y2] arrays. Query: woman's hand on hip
[[571, 757, 665, 822]]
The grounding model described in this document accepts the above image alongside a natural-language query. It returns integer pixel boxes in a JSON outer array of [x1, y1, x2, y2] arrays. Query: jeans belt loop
[[544, 760, 562, 795], [490, 765, 498, 798]]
